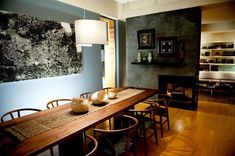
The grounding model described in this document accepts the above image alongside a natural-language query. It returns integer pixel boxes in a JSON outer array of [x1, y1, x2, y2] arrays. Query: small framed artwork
[[137, 29, 155, 49], [159, 37, 177, 56]]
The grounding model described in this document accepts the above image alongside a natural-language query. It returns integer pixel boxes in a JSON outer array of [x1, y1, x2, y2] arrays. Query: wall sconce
[[75, 19, 108, 47]]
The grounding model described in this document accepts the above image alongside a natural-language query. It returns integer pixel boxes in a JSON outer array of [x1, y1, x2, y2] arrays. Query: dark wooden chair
[[102, 87, 115, 93], [145, 94, 170, 137], [46, 99, 72, 109], [0, 108, 54, 156], [128, 103, 158, 156], [80, 92, 93, 100], [94, 115, 138, 156], [84, 134, 98, 156], [1, 108, 41, 122]]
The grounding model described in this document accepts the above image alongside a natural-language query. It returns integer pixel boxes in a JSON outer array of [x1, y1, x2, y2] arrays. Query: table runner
[[5, 88, 145, 141]]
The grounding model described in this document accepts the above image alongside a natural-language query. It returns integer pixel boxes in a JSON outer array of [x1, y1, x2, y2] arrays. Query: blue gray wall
[[126, 7, 201, 89], [0, 0, 103, 117]]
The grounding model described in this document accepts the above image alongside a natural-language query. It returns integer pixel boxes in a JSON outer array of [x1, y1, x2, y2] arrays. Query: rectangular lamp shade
[[75, 19, 108, 45]]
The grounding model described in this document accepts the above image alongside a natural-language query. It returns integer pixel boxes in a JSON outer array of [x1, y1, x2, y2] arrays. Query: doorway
[[100, 16, 116, 88]]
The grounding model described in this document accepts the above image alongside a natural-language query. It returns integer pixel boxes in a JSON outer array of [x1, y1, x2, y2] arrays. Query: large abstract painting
[[0, 11, 82, 83]]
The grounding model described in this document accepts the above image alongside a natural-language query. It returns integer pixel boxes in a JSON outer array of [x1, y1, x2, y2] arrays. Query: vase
[[137, 52, 142, 62], [148, 52, 152, 63]]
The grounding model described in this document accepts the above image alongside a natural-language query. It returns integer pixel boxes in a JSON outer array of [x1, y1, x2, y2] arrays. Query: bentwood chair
[[1, 108, 41, 122], [94, 115, 138, 156], [128, 104, 158, 156], [0, 108, 54, 156], [145, 94, 171, 137], [80, 92, 93, 100], [46, 99, 72, 109], [102, 87, 115, 92], [84, 134, 98, 156]]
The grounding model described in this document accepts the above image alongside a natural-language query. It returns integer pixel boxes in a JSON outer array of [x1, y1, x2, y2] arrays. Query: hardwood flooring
[[38, 100, 235, 156], [134, 100, 235, 156]]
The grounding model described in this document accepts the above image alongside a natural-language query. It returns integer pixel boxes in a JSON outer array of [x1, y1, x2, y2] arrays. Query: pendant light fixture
[[75, 8, 108, 47]]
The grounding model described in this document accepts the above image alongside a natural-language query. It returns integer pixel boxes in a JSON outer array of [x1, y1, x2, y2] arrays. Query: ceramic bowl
[[91, 90, 108, 105], [71, 98, 89, 113], [108, 91, 117, 99]]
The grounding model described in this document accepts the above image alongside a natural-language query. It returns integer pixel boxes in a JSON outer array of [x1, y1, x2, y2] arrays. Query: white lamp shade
[[75, 19, 108, 45]]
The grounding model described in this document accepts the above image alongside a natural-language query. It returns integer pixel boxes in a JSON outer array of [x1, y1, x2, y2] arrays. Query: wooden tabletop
[[0, 87, 157, 156]]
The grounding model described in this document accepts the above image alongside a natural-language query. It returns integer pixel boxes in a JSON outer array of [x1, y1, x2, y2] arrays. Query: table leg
[[58, 133, 84, 156]]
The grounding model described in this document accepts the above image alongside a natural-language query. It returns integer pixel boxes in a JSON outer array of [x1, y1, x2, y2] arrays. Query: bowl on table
[[108, 91, 117, 99], [70, 98, 89, 113], [91, 90, 108, 105]]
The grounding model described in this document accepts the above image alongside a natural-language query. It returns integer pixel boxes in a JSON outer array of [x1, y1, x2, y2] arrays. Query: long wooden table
[[0, 87, 157, 155]]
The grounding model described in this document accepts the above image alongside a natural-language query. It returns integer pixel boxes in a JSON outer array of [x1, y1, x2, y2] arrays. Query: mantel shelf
[[131, 60, 185, 65]]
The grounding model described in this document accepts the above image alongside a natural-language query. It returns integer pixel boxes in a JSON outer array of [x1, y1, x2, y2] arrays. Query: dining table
[[0, 87, 157, 156]]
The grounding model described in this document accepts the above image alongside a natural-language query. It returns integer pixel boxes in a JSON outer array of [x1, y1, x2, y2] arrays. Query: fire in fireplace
[[159, 75, 198, 110]]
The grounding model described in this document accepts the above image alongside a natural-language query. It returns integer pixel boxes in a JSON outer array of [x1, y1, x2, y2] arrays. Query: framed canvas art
[[159, 36, 177, 56], [137, 29, 155, 49]]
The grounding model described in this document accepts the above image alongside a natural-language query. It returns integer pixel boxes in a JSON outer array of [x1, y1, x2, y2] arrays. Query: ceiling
[[58, 0, 235, 32]]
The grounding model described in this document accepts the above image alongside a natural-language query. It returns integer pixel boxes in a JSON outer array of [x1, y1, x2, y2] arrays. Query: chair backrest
[[1, 108, 41, 122], [156, 94, 171, 106], [46, 99, 72, 109], [129, 104, 158, 124], [94, 115, 138, 155], [102, 87, 114, 92], [84, 134, 98, 156], [80, 92, 93, 99]]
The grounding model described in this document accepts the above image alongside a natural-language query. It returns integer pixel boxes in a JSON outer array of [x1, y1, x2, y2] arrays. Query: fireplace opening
[[167, 84, 192, 101], [159, 75, 198, 110]]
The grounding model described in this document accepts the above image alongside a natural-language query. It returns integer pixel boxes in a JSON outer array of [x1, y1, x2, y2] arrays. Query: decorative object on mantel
[[75, 7, 108, 47], [137, 51, 142, 62], [159, 36, 177, 56], [148, 52, 153, 63], [0, 11, 82, 83], [137, 29, 155, 49]]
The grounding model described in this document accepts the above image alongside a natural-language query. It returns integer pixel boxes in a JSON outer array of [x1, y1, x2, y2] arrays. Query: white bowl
[[91, 90, 108, 105], [71, 98, 88, 113]]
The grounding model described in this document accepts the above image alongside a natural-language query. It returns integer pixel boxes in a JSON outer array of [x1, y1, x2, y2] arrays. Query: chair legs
[[159, 113, 170, 137], [50, 148, 54, 156]]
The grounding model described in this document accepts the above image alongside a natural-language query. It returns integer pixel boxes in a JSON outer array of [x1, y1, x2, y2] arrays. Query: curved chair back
[[1, 108, 41, 122], [128, 104, 158, 156], [144, 94, 171, 137], [94, 115, 138, 156], [85, 134, 98, 156], [80, 92, 93, 100], [102, 87, 115, 92], [46, 99, 72, 109]]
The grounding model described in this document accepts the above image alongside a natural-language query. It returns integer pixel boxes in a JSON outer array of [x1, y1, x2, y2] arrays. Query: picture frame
[[137, 29, 155, 49], [159, 36, 177, 56]]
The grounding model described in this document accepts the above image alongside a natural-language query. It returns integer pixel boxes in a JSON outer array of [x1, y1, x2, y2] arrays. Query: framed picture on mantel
[[159, 36, 177, 56], [137, 29, 155, 49]]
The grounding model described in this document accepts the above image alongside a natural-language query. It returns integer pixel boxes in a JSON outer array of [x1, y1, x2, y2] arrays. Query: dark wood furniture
[[80, 92, 93, 99], [0, 108, 54, 156], [0, 87, 157, 156], [94, 115, 138, 156], [128, 104, 158, 156], [1, 108, 41, 122], [46, 99, 72, 109], [145, 94, 170, 137]]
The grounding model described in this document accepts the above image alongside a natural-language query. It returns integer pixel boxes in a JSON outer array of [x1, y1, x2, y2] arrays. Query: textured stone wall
[[126, 7, 201, 89]]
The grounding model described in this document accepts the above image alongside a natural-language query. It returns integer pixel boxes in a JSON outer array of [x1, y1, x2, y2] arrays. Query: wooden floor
[[38, 100, 235, 156], [134, 100, 235, 156]]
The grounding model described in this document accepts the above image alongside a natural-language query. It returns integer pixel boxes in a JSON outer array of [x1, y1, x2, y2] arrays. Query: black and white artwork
[[0, 11, 82, 83]]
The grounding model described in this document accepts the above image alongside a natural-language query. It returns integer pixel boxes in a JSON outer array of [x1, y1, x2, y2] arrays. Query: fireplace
[[159, 75, 198, 110]]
